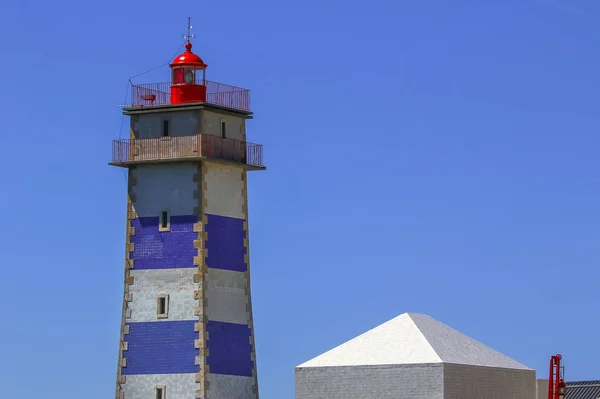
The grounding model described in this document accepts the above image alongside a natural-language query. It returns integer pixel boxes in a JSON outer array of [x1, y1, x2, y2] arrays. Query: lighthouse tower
[[111, 21, 264, 399]]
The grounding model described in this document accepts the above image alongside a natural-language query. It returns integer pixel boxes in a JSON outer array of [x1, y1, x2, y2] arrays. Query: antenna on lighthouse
[[183, 16, 196, 43]]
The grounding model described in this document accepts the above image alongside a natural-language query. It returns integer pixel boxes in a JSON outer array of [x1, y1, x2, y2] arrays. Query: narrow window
[[160, 211, 168, 229], [162, 120, 170, 137], [159, 210, 170, 232], [157, 294, 169, 318], [155, 385, 165, 399], [221, 120, 227, 139], [158, 297, 166, 314]]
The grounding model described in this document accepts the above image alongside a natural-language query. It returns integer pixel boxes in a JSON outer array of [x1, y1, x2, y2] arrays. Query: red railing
[[129, 80, 250, 112], [112, 134, 263, 168]]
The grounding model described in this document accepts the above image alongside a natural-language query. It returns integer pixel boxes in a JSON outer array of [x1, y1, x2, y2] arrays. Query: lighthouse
[[111, 20, 264, 399]]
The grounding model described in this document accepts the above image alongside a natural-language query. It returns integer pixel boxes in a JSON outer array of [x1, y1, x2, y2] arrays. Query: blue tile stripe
[[128, 213, 247, 271], [206, 320, 254, 377], [124, 212, 252, 382], [122, 320, 198, 375], [205, 214, 247, 272], [129, 215, 198, 270]]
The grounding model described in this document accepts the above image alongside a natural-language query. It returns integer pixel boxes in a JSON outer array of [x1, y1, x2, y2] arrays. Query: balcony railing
[[129, 80, 250, 112], [111, 134, 264, 168]]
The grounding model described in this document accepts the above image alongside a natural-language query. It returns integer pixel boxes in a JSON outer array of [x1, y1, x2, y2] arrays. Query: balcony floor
[[122, 101, 253, 119], [109, 155, 266, 171]]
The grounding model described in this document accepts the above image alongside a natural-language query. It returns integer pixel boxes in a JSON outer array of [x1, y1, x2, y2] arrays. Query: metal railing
[[112, 134, 263, 168], [130, 80, 250, 112]]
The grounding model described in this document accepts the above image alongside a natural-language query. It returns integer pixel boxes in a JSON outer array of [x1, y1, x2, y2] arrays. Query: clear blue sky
[[0, 0, 598, 397]]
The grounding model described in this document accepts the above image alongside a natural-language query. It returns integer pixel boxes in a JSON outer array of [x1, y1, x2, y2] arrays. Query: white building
[[296, 312, 538, 399]]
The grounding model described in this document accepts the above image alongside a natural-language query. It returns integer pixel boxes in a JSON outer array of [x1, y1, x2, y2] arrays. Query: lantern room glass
[[172, 67, 205, 85], [195, 68, 206, 85]]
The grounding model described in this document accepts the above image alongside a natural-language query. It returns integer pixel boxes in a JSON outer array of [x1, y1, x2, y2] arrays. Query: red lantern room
[[169, 40, 208, 105], [125, 18, 251, 112]]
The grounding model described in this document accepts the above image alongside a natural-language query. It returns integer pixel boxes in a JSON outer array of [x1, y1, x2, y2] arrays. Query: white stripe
[[129, 269, 197, 322], [205, 268, 249, 325], [204, 163, 245, 220], [122, 373, 198, 399], [207, 374, 256, 399]]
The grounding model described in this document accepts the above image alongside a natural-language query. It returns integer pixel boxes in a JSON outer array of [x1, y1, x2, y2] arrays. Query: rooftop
[[565, 380, 600, 399], [297, 312, 531, 370]]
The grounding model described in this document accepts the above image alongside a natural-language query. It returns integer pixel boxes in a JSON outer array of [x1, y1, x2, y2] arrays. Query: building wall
[[130, 109, 246, 141], [203, 110, 245, 141], [131, 110, 201, 138], [118, 163, 201, 399], [200, 161, 258, 399], [443, 364, 536, 399], [295, 364, 444, 399], [131, 163, 198, 217], [537, 379, 549, 399], [120, 374, 198, 398], [116, 160, 258, 399]]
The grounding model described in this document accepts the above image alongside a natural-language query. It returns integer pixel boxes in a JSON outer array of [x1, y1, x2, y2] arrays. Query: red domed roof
[[170, 42, 207, 68]]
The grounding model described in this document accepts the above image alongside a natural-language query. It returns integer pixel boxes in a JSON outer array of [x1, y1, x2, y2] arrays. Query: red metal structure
[[169, 17, 207, 104], [169, 40, 208, 104], [548, 354, 567, 399], [127, 17, 250, 111], [112, 18, 264, 172], [131, 80, 250, 111]]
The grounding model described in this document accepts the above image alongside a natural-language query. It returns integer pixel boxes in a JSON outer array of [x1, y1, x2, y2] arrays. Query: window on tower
[[155, 385, 166, 399], [160, 210, 169, 231], [157, 294, 169, 318], [162, 120, 170, 137], [158, 297, 166, 315], [221, 120, 227, 139]]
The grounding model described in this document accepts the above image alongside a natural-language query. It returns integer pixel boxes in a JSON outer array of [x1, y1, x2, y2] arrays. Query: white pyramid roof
[[297, 312, 531, 370]]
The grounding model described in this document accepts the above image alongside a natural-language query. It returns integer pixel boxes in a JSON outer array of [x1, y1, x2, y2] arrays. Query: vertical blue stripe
[[206, 320, 253, 377], [205, 214, 247, 272]]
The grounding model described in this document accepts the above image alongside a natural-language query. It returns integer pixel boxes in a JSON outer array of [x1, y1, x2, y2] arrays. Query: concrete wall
[[131, 163, 198, 217], [203, 110, 245, 141], [443, 364, 536, 399], [131, 110, 201, 138], [295, 364, 444, 399], [537, 379, 548, 399], [130, 109, 246, 141]]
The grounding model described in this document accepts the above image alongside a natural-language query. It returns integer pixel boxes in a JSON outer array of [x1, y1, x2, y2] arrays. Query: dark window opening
[[160, 211, 168, 228], [158, 297, 166, 315], [155, 387, 164, 399], [221, 121, 227, 139], [162, 120, 169, 137]]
